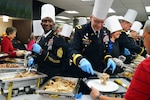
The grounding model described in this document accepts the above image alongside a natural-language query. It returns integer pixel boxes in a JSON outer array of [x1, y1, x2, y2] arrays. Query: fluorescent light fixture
[[108, 8, 116, 13], [145, 6, 150, 12], [65, 10, 79, 14], [81, 0, 94, 1], [148, 16, 150, 19], [56, 16, 70, 19], [55, 20, 65, 23], [3, 15, 9, 22]]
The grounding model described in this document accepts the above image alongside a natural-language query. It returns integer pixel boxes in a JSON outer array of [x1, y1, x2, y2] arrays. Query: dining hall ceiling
[[38, 0, 150, 24]]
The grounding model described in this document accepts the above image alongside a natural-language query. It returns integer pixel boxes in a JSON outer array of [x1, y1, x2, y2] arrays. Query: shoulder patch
[[76, 25, 82, 29], [57, 47, 63, 58]]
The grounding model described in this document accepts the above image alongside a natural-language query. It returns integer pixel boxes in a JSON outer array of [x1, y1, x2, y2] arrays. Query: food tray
[[36, 76, 80, 97], [0, 63, 26, 73], [0, 58, 25, 64], [0, 71, 47, 90], [117, 71, 134, 80], [0, 53, 8, 58]]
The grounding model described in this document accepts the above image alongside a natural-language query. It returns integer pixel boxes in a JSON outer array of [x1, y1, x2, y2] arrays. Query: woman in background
[[1, 27, 23, 57], [27, 33, 36, 51]]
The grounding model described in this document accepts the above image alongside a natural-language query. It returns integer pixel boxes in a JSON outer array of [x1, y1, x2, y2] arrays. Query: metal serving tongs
[[103, 67, 110, 73], [27, 63, 34, 73]]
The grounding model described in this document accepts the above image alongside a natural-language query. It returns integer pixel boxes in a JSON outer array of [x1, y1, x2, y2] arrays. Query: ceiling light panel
[[56, 16, 70, 19], [145, 6, 150, 12], [109, 8, 116, 13], [65, 11, 79, 14]]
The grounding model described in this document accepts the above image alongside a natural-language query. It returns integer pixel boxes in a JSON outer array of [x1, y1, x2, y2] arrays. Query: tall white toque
[[123, 9, 137, 24], [104, 15, 122, 33], [139, 29, 143, 36], [59, 24, 73, 38], [92, 0, 113, 20], [33, 20, 43, 36], [131, 21, 143, 33], [41, 4, 55, 22]]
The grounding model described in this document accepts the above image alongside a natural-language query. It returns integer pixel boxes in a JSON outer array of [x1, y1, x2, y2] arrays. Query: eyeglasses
[[92, 18, 104, 25]]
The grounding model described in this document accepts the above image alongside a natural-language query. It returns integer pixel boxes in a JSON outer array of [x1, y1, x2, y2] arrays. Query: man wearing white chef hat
[[69, 0, 116, 77], [28, 4, 71, 83], [117, 9, 146, 64]]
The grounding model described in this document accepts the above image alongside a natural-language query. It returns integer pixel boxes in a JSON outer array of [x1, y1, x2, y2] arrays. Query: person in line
[[90, 19, 150, 100], [69, 0, 116, 77], [1, 27, 24, 57]]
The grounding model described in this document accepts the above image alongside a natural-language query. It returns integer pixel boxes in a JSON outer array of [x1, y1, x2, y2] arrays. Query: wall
[[0, 18, 12, 35], [13, 20, 32, 44], [0, 0, 32, 19]]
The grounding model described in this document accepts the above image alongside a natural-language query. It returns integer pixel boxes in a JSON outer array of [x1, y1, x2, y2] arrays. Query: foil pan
[[0, 53, 8, 58], [36, 76, 80, 97], [0, 58, 25, 64], [0, 71, 47, 90], [0, 63, 26, 73]]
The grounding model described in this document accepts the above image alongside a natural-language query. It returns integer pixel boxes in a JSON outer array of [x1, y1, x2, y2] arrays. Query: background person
[[27, 33, 36, 51], [118, 9, 146, 64], [104, 15, 125, 74], [1, 27, 24, 57], [129, 21, 143, 43]]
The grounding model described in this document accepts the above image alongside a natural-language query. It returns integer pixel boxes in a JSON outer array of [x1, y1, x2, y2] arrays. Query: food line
[[0, 52, 144, 100]]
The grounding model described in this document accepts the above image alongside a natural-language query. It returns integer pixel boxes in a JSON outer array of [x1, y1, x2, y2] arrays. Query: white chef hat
[[92, 0, 113, 20], [123, 9, 137, 24], [139, 29, 144, 36], [41, 4, 55, 22], [59, 24, 73, 38], [33, 20, 44, 36], [104, 15, 122, 33], [131, 21, 143, 33], [78, 17, 87, 25]]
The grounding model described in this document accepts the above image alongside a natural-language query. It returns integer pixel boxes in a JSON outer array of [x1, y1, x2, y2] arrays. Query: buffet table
[[1, 53, 142, 100]]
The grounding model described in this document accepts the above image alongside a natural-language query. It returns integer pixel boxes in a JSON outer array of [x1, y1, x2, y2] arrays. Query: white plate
[[87, 79, 119, 92]]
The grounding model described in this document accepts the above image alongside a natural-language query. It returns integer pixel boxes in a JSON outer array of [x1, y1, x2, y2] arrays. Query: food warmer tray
[[0, 58, 25, 64], [0, 53, 8, 58], [0, 71, 47, 90], [0, 63, 26, 73], [36, 76, 80, 97]]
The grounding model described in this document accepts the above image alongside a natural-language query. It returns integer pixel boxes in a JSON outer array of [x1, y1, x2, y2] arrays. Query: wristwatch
[[95, 93, 101, 100]]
